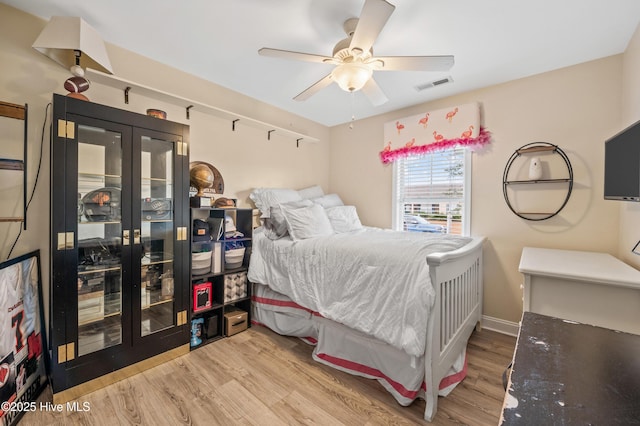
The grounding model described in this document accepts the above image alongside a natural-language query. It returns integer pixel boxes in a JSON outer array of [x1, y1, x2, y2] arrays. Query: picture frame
[[193, 282, 212, 312], [0, 250, 48, 426]]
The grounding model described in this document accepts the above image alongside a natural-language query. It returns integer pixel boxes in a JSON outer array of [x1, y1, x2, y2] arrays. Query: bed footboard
[[423, 237, 484, 421]]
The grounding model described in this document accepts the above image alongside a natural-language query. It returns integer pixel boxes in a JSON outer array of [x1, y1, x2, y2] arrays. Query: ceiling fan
[[258, 0, 454, 106]]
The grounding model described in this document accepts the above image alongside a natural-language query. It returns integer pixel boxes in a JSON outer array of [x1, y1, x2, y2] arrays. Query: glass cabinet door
[[51, 94, 189, 394], [76, 124, 124, 357], [140, 135, 176, 336]]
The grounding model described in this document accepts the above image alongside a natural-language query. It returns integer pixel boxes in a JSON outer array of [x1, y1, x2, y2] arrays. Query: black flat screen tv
[[604, 119, 640, 201]]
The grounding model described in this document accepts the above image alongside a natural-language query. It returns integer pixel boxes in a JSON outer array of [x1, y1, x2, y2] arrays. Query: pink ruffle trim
[[380, 127, 492, 164]]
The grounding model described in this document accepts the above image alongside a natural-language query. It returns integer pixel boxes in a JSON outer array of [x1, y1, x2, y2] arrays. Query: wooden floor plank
[[213, 379, 287, 425], [269, 390, 347, 426], [20, 327, 515, 425]]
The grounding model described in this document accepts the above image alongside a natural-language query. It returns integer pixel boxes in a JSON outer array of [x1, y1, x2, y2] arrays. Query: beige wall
[[330, 56, 626, 323], [0, 4, 330, 321], [620, 23, 640, 269], [1, 3, 638, 327]]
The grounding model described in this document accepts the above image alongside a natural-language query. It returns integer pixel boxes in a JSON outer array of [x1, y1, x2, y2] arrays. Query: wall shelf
[[504, 178, 571, 185], [0, 100, 27, 229], [86, 68, 319, 145], [502, 142, 573, 221]]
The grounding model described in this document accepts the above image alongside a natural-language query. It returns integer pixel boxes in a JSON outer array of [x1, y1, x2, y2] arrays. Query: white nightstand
[[519, 247, 640, 334]]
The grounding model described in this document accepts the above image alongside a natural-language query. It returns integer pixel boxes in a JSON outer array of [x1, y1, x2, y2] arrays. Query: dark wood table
[[500, 311, 640, 425]]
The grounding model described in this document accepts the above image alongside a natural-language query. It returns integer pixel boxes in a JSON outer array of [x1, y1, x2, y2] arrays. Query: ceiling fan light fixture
[[331, 61, 373, 92]]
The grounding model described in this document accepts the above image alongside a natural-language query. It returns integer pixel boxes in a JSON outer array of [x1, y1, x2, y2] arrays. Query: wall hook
[[124, 86, 131, 104], [296, 138, 302, 148], [232, 119, 240, 131], [268, 130, 275, 140], [186, 105, 193, 120]]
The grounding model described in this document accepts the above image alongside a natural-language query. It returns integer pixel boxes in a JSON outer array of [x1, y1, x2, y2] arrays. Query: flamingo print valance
[[380, 102, 491, 164]]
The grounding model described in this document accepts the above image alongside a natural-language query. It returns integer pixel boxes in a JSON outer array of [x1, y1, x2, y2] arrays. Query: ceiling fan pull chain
[[349, 91, 356, 129]]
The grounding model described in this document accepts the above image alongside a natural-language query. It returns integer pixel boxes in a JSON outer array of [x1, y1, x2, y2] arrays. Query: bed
[[247, 187, 484, 422]]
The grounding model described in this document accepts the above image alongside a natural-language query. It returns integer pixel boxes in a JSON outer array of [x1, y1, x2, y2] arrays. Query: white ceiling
[[4, 0, 640, 127]]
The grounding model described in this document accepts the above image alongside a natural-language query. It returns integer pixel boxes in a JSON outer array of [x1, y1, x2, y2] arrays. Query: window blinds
[[395, 147, 466, 234]]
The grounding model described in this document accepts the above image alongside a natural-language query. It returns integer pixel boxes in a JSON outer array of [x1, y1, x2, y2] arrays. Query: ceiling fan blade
[[258, 48, 335, 64], [361, 77, 388, 106], [293, 74, 334, 101], [349, 0, 395, 54], [374, 55, 455, 71]]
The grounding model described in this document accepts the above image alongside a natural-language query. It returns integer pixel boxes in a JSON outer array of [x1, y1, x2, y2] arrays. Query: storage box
[[224, 272, 248, 303], [224, 247, 245, 269], [205, 315, 219, 339], [193, 282, 212, 312], [223, 308, 248, 336], [192, 251, 211, 275]]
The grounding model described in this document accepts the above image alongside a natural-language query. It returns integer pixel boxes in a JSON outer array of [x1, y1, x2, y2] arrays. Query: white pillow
[[326, 206, 363, 233], [249, 188, 302, 218], [312, 193, 344, 208], [297, 185, 324, 200], [263, 199, 313, 240], [281, 203, 334, 241]]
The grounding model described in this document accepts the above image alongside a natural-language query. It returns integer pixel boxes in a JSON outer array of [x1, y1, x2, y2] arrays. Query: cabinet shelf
[[78, 265, 121, 275], [221, 265, 248, 275], [192, 265, 248, 279], [142, 176, 172, 182], [141, 218, 173, 223], [192, 303, 223, 316], [142, 298, 173, 310], [79, 172, 121, 179], [79, 220, 121, 225], [86, 68, 319, 145]]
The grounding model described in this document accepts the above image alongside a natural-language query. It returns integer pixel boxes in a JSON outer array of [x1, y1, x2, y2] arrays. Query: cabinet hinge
[[57, 119, 75, 139], [177, 142, 188, 157], [177, 226, 187, 241], [57, 342, 75, 363], [57, 232, 74, 250], [177, 310, 187, 326]]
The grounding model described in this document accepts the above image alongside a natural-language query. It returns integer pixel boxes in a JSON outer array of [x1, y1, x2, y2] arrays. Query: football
[[64, 76, 90, 93]]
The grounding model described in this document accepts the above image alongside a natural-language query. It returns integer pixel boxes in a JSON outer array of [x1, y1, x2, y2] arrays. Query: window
[[393, 147, 471, 236]]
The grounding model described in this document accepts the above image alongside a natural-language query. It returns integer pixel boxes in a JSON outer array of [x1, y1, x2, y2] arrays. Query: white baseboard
[[481, 315, 519, 337]]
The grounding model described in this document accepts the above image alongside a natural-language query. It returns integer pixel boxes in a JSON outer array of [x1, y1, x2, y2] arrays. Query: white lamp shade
[[32, 16, 113, 74], [331, 61, 373, 92]]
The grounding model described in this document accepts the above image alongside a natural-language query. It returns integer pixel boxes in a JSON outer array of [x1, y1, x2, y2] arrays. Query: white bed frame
[[423, 236, 484, 421], [251, 235, 485, 422]]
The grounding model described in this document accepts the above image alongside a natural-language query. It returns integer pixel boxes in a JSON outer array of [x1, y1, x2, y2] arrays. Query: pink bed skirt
[[252, 283, 467, 406]]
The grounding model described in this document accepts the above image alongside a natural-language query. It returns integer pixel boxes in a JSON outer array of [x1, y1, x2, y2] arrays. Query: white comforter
[[248, 227, 471, 357]]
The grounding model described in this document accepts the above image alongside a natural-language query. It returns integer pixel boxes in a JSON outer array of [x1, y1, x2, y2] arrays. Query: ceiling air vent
[[415, 76, 453, 92]]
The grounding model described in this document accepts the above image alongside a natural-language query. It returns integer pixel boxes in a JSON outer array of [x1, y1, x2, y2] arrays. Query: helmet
[[81, 187, 121, 222]]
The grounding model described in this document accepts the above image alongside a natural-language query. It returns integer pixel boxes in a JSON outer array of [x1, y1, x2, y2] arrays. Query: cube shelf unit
[[190, 207, 252, 349]]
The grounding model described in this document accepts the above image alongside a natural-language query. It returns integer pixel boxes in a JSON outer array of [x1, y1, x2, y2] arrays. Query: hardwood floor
[[21, 326, 515, 425]]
